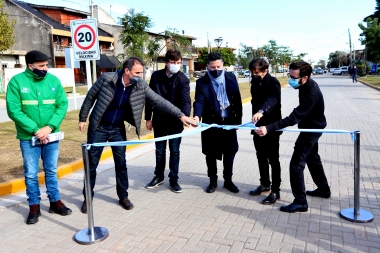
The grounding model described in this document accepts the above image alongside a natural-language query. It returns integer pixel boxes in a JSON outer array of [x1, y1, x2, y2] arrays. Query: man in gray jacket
[[78, 57, 195, 213]]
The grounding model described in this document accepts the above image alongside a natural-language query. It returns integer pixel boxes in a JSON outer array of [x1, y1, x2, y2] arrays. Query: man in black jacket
[[248, 58, 282, 205], [78, 57, 195, 213], [144, 49, 191, 193], [193, 52, 243, 194], [255, 61, 331, 213]]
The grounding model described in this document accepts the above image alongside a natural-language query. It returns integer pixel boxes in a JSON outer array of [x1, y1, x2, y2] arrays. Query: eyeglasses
[[289, 76, 302, 81]]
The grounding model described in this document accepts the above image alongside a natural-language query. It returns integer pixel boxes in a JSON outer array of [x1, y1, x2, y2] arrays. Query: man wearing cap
[[6, 50, 72, 224]]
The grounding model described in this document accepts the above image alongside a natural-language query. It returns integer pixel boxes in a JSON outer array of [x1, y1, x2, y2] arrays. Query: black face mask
[[251, 75, 261, 83], [33, 68, 47, 78], [209, 69, 223, 78]]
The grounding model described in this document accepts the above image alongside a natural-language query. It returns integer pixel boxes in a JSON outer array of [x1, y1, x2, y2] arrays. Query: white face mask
[[169, 64, 181, 74]]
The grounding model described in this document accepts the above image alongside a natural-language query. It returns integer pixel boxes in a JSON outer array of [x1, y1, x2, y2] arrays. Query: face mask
[[129, 76, 141, 85], [169, 64, 181, 74], [288, 78, 301, 89], [32, 67, 47, 78], [208, 69, 223, 78], [251, 75, 261, 82]]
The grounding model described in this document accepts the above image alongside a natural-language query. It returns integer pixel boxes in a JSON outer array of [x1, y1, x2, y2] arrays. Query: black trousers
[[290, 132, 330, 204], [253, 133, 282, 192], [205, 155, 235, 183]]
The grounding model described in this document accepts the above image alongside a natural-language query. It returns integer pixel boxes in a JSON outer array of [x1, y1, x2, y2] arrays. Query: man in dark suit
[[248, 58, 282, 205], [193, 52, 243, 193], [145, 49, 191, 193]]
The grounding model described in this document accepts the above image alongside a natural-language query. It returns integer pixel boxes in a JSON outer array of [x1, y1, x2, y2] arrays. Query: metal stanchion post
[[74, 143, 109, 244], [340, 131, 374, 223]]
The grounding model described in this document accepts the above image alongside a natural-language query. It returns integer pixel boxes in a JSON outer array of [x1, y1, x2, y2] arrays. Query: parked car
[[332, 68, 343, 75], [244, 70, 251, 78], [193, 70, 207, 78], [340, 66, 349, 74], [312, 69, 317, 75], [316, 68, 324, 75]]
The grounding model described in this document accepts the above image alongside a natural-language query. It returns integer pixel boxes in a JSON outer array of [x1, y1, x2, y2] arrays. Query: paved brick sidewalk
[[0, 75, 379, 252]]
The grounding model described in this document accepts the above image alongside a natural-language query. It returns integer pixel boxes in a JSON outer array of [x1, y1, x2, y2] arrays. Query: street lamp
[[214, 37, 223, 53]]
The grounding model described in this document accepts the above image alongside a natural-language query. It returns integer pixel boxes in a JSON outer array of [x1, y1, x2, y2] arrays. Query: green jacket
[[6, 68, 68, 140]]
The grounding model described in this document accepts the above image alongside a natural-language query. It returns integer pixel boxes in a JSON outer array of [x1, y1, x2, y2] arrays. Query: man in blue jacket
[[255, 61, 331, 213], [145, 49, 191, 193], [193, 52, 243, 194]]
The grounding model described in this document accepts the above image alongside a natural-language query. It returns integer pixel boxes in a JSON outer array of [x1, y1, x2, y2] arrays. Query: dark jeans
[[154, 137, 182, 184], [352, 74, 357, 82], [253, 133, 282, 193], [290, 132, 330, 204], [83, 125, 129, 200], [206, 154, 235, 183]]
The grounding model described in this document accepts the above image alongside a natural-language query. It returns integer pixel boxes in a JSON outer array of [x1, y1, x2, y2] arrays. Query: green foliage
[[359, 17, 380, 63], [196, 47, 235, 66], [0, 0, 16, 53], [291, 53, 307, 63], [118, 9, 152, 62]]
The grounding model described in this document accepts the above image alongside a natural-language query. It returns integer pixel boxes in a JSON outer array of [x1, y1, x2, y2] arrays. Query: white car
[[244, 70, 251, 78], [332, 68, 343, 75]]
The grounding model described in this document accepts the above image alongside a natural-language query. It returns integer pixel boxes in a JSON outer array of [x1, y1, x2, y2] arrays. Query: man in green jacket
[[6, 50, 72, 225]]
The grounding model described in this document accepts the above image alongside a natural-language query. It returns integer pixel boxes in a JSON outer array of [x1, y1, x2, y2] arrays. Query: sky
[[24, 0, 377, 63]]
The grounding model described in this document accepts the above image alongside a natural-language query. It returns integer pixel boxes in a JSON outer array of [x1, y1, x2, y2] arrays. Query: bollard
[[340, 131, 374, 223], [74, 143, 109, 244]]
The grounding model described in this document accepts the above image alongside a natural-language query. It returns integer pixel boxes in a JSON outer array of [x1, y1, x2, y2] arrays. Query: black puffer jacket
[[79, 71, 184, 138]]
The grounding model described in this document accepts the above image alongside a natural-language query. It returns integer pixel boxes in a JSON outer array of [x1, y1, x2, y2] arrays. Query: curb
[[358, 79, 380, 92]]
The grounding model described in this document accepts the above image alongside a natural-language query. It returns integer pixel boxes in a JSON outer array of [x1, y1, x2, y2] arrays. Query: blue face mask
[[288, 79, 301, 89]]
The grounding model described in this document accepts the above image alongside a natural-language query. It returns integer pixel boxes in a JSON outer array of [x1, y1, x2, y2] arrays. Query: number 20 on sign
[[70, 18, 100, 61]]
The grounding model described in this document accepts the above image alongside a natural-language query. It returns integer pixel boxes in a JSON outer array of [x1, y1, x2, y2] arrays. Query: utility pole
[[207, 32, 210, 53], [91, 0, 97, 83], [348, 28, 352, 68]]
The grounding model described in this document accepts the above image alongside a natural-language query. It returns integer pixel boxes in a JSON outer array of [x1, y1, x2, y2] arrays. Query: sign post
[[70, 18, 100, 90]]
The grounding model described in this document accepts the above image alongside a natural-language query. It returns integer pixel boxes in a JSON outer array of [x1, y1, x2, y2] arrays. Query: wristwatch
[[258, 110, 264, 115]]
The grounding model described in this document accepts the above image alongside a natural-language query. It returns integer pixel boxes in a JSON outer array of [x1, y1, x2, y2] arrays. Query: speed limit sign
[[70, 18, 100, 60]]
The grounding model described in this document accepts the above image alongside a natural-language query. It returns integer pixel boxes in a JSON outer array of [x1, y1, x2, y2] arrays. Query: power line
[[303, 31, 348, 51]]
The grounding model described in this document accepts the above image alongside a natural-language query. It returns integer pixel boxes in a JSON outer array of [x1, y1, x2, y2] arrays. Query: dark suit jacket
[[193, 72, 243, 159], [145, 69, 191, 136]]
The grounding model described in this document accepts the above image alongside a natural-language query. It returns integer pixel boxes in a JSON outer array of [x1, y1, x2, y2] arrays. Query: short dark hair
[[289, 61, 312, 78], [122, 56, 145, 71], [207, 52, 223, 63], [248, 58, 269, 72], [165, 49, 182, 62]]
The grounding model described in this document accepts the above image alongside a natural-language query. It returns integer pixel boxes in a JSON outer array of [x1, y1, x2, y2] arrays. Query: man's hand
[[255, 126, 268, 137], [146, 120, 153, 131], [252, 112, 263, 124], [78, 122, 87, 132], [180, 115, 197, 127], [193, 116, 200, 124], [35, 126, 52, 142]]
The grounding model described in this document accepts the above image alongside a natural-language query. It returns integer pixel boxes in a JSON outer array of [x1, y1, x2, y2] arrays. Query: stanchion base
[[340, 208, 374, 223], [74, 226, 109, 244]]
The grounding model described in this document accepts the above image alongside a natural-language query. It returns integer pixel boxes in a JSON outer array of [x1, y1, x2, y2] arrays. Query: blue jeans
[[352, 74, 357, 82], [84, 125, 129, 200], [154, 137, 182, 184], [20, 140, 61, 205]]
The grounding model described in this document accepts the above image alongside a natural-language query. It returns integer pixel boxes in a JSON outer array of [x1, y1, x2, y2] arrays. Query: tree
[[358, 17, 380, 63], [118, 9, 153, 62], [317, 60, 326, 68], [277, 46, 292, 76], [327, 51, 349, 68], [0, 0, 16, 54], [291, 53, 307, 63], [196, 47, 235, 67], [363, 0, 380, 21]]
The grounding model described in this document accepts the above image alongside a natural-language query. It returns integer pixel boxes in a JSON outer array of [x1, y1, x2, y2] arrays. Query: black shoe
[[306, 188, 331, 198], [81, 200, 87, 214], [170, 182, 182, 193], [119, 198, 134, 210], [280, 203, 308, 213], [224, 181, 239, 193], [206, 183, 217, 193], [49, 200, 72, 216], [145, 176, 164, 189], [249, 185, 270, 196], [262, 192, 280, 205], [27, 204, 41, 224]]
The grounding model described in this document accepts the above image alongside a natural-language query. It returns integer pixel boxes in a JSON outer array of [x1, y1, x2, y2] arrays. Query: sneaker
[[27, 204, 41, 225], [170, 183, 182, 193], [145, 176, 164, 189], [49, 200, 72, 216]]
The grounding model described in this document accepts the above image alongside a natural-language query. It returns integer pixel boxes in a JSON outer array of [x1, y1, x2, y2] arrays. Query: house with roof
[[2, 0, 119, 84]]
